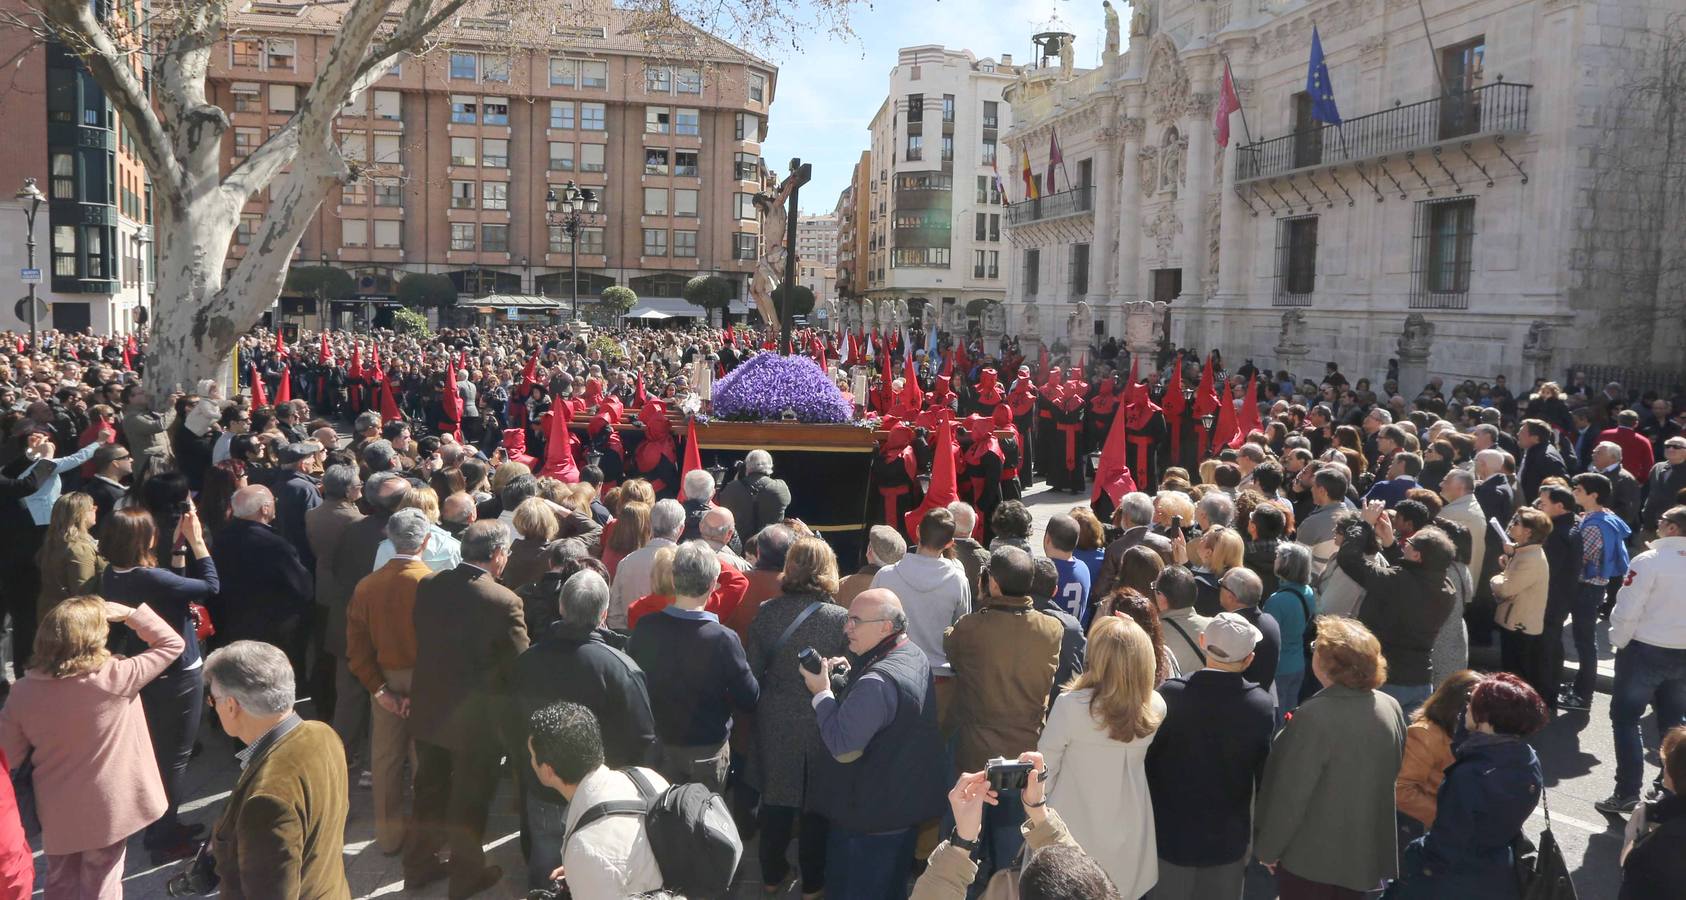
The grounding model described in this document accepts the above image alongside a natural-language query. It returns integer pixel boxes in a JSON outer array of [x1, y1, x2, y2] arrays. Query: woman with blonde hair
[[1193, 526, 1245, 616], [0, 596, 185, 897], [603, 499, 652, 579], [625, 545, 678, 629], [36, 492, 105, 618], [601, 478, 656, 560], [1038, 615, 1165, 897], [502, 496, 560, 591]]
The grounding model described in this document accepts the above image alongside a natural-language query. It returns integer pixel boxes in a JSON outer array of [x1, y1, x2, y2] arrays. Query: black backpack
[[565, 768, 742, 898]]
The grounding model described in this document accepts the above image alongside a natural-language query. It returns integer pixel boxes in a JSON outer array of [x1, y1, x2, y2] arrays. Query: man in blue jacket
[[1561, 472, 1631, 712]]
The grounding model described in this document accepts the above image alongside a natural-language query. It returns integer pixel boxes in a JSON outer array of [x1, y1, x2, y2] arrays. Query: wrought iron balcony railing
[[1006, 186, 1094, 226], [1235, 82, 1530, 182]]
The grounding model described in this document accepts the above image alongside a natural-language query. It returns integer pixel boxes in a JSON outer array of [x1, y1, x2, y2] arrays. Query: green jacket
[[1254, 684, 1406, 891], [211, 721, 351, 900]]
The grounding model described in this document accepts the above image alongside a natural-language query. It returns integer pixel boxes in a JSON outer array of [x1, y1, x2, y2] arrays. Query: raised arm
[[104, 603, 187, 696]]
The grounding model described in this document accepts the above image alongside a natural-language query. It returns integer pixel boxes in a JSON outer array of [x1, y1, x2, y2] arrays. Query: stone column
[[1395, 313, 1436, 402], [1114, 117, 1146, 305], [1093, 127, 1119, 301], [1124, 300, 1167, 361], [1216, 140, 1246, 299], [1179, 93, 1215, 348]]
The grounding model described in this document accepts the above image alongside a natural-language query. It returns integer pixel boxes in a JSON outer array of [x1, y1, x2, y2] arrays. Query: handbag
[[11, 753, 39, 838], [1513, 787, 1577, 900], [189, 602, 215, 642]]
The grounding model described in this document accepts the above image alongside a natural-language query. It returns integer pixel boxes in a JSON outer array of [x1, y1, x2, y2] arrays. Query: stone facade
[[1001, 0, 1684, 386]]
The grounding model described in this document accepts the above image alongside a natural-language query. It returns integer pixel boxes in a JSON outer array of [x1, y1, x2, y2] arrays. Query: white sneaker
[[358, 770, 374, 789]]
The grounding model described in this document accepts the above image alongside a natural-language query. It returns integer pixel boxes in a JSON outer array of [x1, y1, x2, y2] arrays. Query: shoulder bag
[[1512, 786, 1577, 900], [754, 600, 823, 681]]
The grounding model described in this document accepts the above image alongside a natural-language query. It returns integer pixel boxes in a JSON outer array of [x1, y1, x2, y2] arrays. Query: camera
[[164, 843, 220, 896], [527, 878, 571, 900], [985, 757, 1035, 792], [798, 647, 824, 674]]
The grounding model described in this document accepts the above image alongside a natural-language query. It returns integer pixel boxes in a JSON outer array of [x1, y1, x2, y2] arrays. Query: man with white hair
[[839, 525, 906, 608], [947, 501, 990, 602], [678, 468, 721, 543], [206, 641, 350, 897], [718, 448, 792, 540], [1591, 441, 1642, 532], [1439, 469, 1488, 582], [1095, 491, 1171, 597], [211, 484, 314, 670], [1473, 448, 1515, 529], [608, 497, 685, 629], [700, 506, 751, 572]]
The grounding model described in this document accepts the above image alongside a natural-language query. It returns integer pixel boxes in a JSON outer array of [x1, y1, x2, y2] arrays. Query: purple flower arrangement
[[712, 352, 854, 423]]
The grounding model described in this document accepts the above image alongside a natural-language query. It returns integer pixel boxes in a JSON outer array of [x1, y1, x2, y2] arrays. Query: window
[[374, 220, 401, 248], [343, 92, 367, 116], [231, 82, 261, 113], [973, 249, 986, 278], [983, 101, 999, 129], [549, 57, 576, 87], [893, 247, 951, 267], [643, 228, 667, 256], [451, 180, 476, 208], [482, 223, 509, 252], [550, 101, 574, 129], [51, 225, 76, 277], [232, 39, 262, 68], [644, 148, 669, 175], [981, 139, 996, 166], [646, 107, 671, 134], [673, 230, 698, 257], [976, 176, 989, 204], [50, 153, 74, 198], [907, 133, 923, 161], [237, 213, 260, 246], [450, 52, 477, 80], [265, 39, 295, 70], [548, 226, 567, 253], [342, 219, 367, 248], [975, 213, 987, 242], [451, 223, 475, 250], [1070, 243, 1090, 296], [482, 181, 508, 210], [481, 54, 510, 82], [579, 60, 607, 89], [734, 231, 758, 259], [735, 113, 761, 141], [1415, 198, 1476, 307], [1275, 216, 1318, 302], [989, 214, 1000, 241], [580, 143, 605, 172], [674, 189, 698, 217], [942, 94, 955, 123], [1023, 248, 1040, 295], [907, 94, 924, 121], [549, 141, 574, 171], [482, 138, 508, 168], [82, 226, 108, 278], [340, 130, 366, 162], [451, 94, 478, 124], [675, 108, 699, 136], [373, 90, 401, 120], [674, 151, 699, 177], [269, 84, 296, 113], [645, 66, 671, 93], [734, 192, 756, 220], [643, 188, 668, 215], [1440, 37, 1486, 139], [373, 133, 401, 165], [735, 152, 759, 181], [988, 250, 999, 278], [677, 67, 702, 94], [748, 72, 766, 102], [483, 97, 509, 126], [342, 180, 368, 206], [450, 137, 476, 166], [373, 177, 402, 207], [563, 226, 604, 255], [941, 135, 953, 161], [234, 127, 261, 158], [581, 103, 606, 130]]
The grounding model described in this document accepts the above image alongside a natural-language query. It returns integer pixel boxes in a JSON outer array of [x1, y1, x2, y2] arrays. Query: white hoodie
[[870, 552, 972, 676]]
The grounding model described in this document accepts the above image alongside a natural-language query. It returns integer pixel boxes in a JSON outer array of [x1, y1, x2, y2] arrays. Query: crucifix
[[750, 158, 812, 355]]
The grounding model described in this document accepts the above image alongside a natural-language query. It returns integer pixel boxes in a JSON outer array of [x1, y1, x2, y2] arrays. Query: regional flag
[[1047, 127, 1064, 192], [1215, 66, 1242, 146]]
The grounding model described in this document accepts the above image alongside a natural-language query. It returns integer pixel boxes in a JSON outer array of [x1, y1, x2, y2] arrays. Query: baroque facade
[[1002, 0, 1685, 393]]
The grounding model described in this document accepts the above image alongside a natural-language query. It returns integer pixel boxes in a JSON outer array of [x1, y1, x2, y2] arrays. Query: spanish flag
[[1020, 145, 1039, 200]]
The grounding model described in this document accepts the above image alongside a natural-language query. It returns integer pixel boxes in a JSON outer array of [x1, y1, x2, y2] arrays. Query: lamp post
[[135, 225, 152, 332], [544, 182, 600, 322], [15, 178, 45, 348]]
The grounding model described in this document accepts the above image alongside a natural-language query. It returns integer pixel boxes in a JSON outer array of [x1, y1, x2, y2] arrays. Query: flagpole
[[1222, 53, 1253, 146]]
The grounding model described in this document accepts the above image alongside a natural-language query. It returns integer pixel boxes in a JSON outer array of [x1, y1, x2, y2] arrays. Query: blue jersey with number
[[1052, 557, 1092, 623]]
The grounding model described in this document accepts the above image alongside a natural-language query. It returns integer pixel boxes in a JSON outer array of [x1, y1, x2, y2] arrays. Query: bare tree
[[19, 0, 864, 405]]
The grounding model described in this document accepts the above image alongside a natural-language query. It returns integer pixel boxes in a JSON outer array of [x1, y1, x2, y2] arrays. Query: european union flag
[[1306, 26, 1342, 126]]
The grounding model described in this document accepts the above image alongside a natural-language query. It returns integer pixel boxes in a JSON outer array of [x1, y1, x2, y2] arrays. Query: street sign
[[19, 268, 41, 285]]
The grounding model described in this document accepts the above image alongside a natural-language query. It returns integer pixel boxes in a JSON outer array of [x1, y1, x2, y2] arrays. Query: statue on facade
[[1070, 301, 1095, 347], [1130, 3, 1149, 37], [1276, 309, 1308, 353], [1523, 319, 1556, 357], [1158, 131, 1187, 192], [1397, 313, 1436, 358], [1022, 302, 1041, 339], [1103, 1, 1122, 56], [1059, 35, 1075, 80], [982, 301, 1007, 338], [748, 164, 801, 338]]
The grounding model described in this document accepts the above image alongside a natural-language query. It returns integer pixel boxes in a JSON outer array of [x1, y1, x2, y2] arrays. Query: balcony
[[1235, 82, 1531, 182], [1006, 186, 1094, 226]]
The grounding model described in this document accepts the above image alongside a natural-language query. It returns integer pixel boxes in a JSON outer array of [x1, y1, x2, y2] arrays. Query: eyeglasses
[[846, 616, 891, 628]]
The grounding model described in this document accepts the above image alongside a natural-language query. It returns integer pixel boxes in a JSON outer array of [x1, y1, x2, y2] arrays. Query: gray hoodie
[[870, 553, 972, 676]]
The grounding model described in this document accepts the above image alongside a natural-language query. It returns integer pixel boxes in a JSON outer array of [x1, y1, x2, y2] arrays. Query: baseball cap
[[1203, 612, 1263, 662]]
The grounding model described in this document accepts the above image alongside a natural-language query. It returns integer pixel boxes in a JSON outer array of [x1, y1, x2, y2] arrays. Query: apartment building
[[0, 0, 153, 335], [796, 213, 838, 267], [833, 150, 872, 303], [859, 46, 1017, 325], [213, 0, 776, 323]]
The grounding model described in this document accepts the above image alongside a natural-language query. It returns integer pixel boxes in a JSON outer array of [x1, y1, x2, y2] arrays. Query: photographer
[[803, 588, 947, 897], [912, 752, 1116, 900]]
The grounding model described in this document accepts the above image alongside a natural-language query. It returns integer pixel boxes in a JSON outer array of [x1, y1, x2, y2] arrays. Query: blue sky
[[754, 0, 1112, 212]]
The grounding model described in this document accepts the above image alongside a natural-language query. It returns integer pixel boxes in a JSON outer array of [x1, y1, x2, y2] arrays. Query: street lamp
[[15, 178, 45, 348], [545, 182, 600, 322], [135, 226, 153, 332]]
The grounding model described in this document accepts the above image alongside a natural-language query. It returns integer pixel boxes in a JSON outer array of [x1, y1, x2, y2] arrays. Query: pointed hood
[[275, 364, 292, 404], [442, 362, 464, 441], [682, 417, 704, 477], [1193, 354, 1219, 420], [976, 367, 1002, 403], [1162, 358, 1186, 420], [1235, 372, 1262, 446], [249, 364, 268, 408], [1091, 388, 1139, 507], [542, 398, 581, 482], [1210, 379, 1239, 452], [906, 413, 958, 535], [502, 427, 538, 468], [635, 399, 677, 474], [963, 413, 1001, 465], [378, 375, 402, 423]]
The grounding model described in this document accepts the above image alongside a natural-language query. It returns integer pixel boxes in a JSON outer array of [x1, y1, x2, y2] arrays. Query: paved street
[[87, 482, 1643, 899]]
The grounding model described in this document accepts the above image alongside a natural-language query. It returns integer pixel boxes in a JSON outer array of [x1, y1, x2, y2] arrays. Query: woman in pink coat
[[0, 596, 184, 899]]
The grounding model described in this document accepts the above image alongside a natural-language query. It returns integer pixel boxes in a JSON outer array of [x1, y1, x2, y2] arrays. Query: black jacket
[[1517, 442, 1567, 505], [513, 624, 659, 804], [1032, 596, 1086, 710], [1339, 523, 1454, 686], [1621, 792, 1686, 900], [1145, 670, 1275, 867], [209, 518, 314, 644]]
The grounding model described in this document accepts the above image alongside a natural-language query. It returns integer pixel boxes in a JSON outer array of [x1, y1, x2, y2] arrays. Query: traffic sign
[[19, 268, 41, 285]]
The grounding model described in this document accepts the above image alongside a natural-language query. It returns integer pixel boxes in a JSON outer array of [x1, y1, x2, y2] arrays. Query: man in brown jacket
[[943, 545, 1064, 883], [405, 520, 530, 897], [206, 641, 350, 900], [304, 464, 362, 722]]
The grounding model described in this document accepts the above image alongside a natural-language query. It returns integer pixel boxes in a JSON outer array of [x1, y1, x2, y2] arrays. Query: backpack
[[566, 768, 742, 898]]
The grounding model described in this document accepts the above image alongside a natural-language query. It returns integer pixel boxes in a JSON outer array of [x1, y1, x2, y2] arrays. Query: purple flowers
[[712, 353, 854, 423]]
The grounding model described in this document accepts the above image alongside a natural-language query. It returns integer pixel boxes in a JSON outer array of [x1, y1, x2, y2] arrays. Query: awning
[[474, 294, 565, 310], [628, 309, 673, 320], [625, 295, 752, 320]]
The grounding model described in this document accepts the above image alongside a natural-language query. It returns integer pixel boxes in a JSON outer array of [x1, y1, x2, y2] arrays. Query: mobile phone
[[1171, 515, 1183, 531]]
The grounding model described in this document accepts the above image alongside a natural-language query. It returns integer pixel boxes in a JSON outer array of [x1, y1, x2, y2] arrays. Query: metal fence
[[1005, 186, 1094, 226], [1568, 365, 1686, 396]]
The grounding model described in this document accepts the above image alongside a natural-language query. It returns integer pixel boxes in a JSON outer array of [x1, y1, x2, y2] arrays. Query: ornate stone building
[[1002, 0, 1684, 394]]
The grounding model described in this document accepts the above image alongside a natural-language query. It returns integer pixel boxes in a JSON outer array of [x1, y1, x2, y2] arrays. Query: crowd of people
[[0, 321, 1680, 900]]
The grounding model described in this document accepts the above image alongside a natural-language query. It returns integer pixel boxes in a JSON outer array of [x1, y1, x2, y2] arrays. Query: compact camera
[[985, 757, 1036, 792]]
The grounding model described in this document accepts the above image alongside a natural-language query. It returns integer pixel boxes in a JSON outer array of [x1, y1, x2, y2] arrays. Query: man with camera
[[803, 588, 948, 897], [201, 641, 349, 899]]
